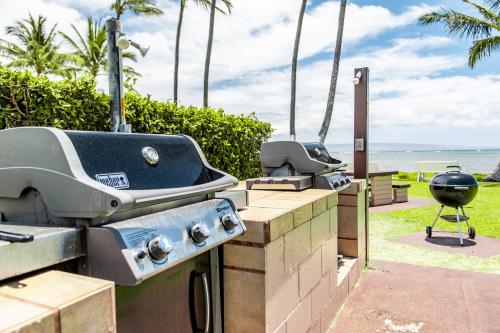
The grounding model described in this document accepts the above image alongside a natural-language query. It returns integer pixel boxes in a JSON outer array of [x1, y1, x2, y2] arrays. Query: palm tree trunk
[[290, 0, 308, 141], [318, 0, 347, 144], [174, 1, 185, 104], [203, 0, 217, 108]]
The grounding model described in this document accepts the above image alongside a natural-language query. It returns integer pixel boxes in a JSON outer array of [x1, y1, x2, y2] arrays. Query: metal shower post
[[106, 18, 131, 133]]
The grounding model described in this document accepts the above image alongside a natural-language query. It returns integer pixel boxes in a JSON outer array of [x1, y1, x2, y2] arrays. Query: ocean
[[329, 149, 500, 174]]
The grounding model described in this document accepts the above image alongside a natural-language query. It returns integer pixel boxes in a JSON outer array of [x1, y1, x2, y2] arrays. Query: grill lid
[[0, 127, 238, 220], [260, 141, 346, 176], [430, 171, 478, 187]]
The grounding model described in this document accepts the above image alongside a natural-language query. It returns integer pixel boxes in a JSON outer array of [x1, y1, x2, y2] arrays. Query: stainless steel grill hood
[[0, 127, 238, 225], [0, 127, 245, 286], [247, 141, 351, 191]]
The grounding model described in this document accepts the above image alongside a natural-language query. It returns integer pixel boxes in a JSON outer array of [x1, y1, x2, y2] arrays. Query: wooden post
[[353, 67, 369, 264]]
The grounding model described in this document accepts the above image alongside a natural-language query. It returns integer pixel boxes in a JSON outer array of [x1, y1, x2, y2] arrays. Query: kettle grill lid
[[430, 171, 478, 187]]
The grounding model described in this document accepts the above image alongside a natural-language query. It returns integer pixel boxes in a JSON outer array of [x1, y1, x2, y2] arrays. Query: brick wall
[[338, 179, 367, 266], [223, 185, 367, 333]]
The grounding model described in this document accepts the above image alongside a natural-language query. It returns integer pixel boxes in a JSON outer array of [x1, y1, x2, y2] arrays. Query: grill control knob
[[332, 181, 341, 189], [221, 214, 239, 232], [147, 236, 173, 261], [190, 223, 211, 244]]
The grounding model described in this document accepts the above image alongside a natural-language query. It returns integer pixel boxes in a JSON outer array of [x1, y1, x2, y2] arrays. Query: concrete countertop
[[233, 184, 338, 245]]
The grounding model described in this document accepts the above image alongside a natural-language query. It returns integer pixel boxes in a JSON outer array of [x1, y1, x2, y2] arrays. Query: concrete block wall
[[0, 270, 115, 332], [224, 187, 365, 333], [338, 179, 367, 268]]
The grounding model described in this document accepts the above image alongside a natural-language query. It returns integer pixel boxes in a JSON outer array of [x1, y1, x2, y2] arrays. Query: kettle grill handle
[[453, 186, 470, 190], [446, 165, 462, 173]]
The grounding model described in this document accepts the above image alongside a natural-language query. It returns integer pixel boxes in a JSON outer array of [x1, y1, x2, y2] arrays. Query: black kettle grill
[[426, 169, 479, 246]]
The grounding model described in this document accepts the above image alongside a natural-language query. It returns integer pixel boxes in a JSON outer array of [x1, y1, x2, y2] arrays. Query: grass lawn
[[369, 180, 500, 274]]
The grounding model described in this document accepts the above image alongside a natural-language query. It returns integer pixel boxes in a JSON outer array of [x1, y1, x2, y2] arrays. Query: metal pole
[[106, 18, 130, 133], [353, 67, 369, 266]]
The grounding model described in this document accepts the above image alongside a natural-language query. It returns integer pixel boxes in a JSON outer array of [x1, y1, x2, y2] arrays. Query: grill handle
[[446, 165, 462, 171], [0, 230, 34, 243], [200, 272, 211, 333], [192, 272, 211, 333], [453, 186, 470, 191]]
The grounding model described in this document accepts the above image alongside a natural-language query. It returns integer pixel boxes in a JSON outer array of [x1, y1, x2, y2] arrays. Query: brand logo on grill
[[95, 172, 130, 189], [216, 206, 231, 213]]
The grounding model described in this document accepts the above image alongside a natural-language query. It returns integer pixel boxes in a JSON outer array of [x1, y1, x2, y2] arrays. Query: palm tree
[[290, 0, 308, 141], [111, 0, 164, 20], [419, 0, 499, 68], [318, 0, 347, 144], [60, 17, 107, 79], [174, 0, 212, 104], [60, 17, 138, 79], [0, 14, 66, 76], [203, 0, 232, 108]]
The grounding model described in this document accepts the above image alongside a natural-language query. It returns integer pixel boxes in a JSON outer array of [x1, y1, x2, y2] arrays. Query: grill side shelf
[[0, 225, 84, 281]]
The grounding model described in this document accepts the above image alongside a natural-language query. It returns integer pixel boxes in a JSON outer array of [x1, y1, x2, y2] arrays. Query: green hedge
[[0, 67, 273, 179]]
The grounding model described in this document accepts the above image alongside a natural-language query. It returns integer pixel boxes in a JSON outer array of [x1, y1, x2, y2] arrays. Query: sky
[[0, 0, 499, 147]]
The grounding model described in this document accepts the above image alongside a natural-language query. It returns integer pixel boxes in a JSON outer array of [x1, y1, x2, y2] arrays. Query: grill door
[[115, 250, 219, 333]]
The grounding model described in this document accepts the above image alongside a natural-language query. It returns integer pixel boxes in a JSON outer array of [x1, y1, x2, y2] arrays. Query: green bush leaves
[[0, 67, 273, 179]]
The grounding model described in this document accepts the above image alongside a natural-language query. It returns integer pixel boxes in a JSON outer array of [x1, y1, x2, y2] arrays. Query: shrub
[[0, 67, 273, 179], [125, 93, 273, 179], [0, 67, 110, 130]]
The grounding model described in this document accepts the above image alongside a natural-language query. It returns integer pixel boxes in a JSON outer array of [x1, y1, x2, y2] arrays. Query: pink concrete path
[[330, 260, 500, 333], [369, 197, 436, 214], [393, 232, 500, 258]]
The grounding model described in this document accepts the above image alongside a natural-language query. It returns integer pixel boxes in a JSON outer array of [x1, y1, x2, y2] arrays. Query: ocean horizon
[[329, 148, 500, 174]]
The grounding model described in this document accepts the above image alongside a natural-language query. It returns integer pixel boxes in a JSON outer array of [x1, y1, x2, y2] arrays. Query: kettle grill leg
[[460, 207, 471, 229], [456, 208, 464, 246], [431, 205, 444, 228]]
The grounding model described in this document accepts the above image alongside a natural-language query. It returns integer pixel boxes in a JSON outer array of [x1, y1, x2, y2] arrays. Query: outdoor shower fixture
[[353, 71, 362, 85], [116, 36, 150, 57]]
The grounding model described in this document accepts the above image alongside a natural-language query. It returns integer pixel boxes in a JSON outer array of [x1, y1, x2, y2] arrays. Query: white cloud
[[205, 35, 500, 145], [0, 0, 85, 40], [50, 0, 110, 12], [126, 1, 438, 105], [0, 0, 498, 146]]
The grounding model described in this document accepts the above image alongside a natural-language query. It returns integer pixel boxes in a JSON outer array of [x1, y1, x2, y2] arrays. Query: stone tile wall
[[224, 183, 367, 333]]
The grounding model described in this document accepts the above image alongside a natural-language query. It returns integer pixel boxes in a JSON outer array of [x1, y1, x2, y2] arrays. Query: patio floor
[[369, 197, 435, 214], [329, 259, 500, 333], [393, 232, 500, 258]]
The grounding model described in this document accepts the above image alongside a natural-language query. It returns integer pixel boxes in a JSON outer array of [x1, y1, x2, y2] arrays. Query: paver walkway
[[369, 197, 435, 214], [394, 232, 500, 258], [330, 260, 500, 333]]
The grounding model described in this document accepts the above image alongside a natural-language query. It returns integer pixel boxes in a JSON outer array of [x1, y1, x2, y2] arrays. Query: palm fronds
[[60, 17, 107, 78], [60, 16, 140, 80], [469, 35, 500, 67], [0, 14, 66, 75], [419, 10, 496, 39], [419, 0, 499, 68], [111, 0, 163, 20]]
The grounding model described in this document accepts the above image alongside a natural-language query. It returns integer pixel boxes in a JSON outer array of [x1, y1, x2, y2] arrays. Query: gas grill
[[0, 127, 246, 332], [247, 141, 351, 191]]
